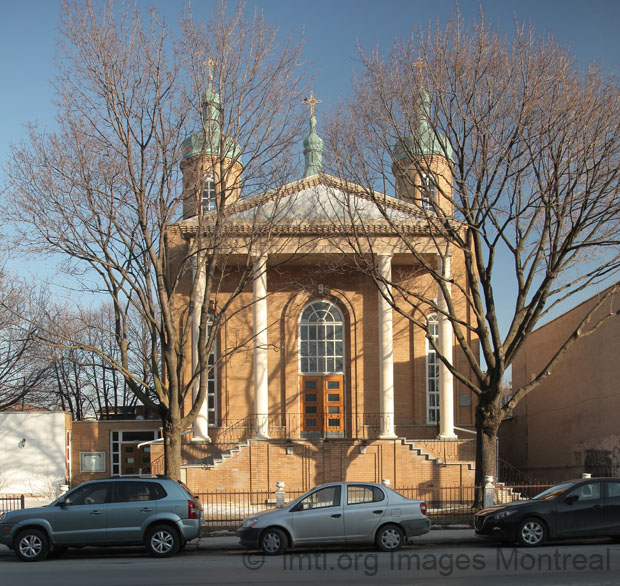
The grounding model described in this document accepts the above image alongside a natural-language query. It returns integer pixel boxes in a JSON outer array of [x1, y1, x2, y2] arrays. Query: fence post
[[275, 481, 286, 508], [483, 476, 495, 508]]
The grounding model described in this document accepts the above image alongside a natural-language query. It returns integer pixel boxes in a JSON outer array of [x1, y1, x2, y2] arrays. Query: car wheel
[[517, 518, 547, 547], [259, 527, 288, 555], [14, 528, 49, 562], [375, 524, 405, 552], [145, 524, 181, 557]]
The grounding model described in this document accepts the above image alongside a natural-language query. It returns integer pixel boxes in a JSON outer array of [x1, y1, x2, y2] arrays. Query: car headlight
[[0, 513, 5, 523], [242, 517, 259, 528], [493, 509, 516, 520]]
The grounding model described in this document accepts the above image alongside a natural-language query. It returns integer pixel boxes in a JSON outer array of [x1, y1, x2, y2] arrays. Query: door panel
[[292, 485, 344, 543], [555, 481, 605, 537], [344, 485, 387, 541], [300, 376, 344, 434]]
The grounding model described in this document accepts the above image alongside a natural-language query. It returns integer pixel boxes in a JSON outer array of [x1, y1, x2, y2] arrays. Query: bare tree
[[0, 269, 51, 411], [44, 304, 144, 420], [4, 0, 309, 478], [326, 16, 620, 493]]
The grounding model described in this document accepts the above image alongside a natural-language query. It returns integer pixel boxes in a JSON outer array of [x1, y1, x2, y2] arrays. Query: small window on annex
[[80, 451, 106, 473], [426, 314, 440, 424], [299, 301, 345, 374], [201, 176, 216, 212]]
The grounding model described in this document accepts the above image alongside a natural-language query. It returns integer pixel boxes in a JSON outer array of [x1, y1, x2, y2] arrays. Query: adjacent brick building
[[504, 286, 620, 482]]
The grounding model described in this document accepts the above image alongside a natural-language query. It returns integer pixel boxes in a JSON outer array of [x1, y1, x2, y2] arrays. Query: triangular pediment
[[175, 172, 432, 236]]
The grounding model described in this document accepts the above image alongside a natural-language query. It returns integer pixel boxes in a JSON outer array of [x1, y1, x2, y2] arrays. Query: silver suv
[[0, 477, 203, 561]]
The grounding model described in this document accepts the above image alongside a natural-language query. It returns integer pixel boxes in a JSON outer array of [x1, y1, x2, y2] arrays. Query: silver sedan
[[238, 482, 431, 554]]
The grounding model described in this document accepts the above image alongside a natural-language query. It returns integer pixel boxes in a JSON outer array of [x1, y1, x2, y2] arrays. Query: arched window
[[201, 176, 216, 212], [426, 314, 440, 424], [299, 301, 344, 374], [419, 173, 436, 210]]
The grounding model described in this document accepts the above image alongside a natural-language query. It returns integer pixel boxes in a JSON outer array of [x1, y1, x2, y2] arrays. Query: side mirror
[[565, 494, 579, 505]]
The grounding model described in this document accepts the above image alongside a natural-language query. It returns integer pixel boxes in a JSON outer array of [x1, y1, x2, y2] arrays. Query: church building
[[156, 79, 477, 494]]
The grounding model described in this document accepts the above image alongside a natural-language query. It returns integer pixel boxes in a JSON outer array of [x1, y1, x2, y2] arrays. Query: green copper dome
[[182, 82, 241, 161], [393, 89, 452, 161]]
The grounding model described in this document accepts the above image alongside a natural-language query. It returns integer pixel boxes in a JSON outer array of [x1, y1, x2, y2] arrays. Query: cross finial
[[413, 58, 426, 74], [302, 90, 322, 118], [204, 57, 216, 82]]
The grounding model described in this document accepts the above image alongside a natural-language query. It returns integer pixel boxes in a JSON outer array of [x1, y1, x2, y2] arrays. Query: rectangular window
[[80, 452, 106, 473], [426, 317, 440, 424]]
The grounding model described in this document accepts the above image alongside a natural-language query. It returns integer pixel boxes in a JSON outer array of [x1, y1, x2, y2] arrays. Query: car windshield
[[532, 483, 575, 501]]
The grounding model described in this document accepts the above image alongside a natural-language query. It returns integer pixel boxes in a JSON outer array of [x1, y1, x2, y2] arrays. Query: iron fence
[[0, 495, 25, 513], [196, 484, 554, 529]]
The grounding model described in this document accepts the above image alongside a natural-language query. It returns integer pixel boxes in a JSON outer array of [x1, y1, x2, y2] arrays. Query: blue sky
[[2, 0, 619, 166], [1, 0, 619, 326]]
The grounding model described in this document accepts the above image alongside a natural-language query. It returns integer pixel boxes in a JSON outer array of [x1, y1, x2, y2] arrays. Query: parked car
[[238, 481, 430, 554], [475, 477, 620, 546], [0, 476, 203, 561]]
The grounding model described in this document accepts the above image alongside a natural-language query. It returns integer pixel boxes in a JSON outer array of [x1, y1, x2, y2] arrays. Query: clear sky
[[1, 0, 619, 166], [1, 0, 619, 326]]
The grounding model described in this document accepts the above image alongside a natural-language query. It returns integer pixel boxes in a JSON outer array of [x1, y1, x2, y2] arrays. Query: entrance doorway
[[299, 301, 346, 436], [300, 375, 344, 433]]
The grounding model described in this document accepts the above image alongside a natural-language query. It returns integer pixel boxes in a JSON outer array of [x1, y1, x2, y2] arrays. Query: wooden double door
[[300, 375, 345, 434]]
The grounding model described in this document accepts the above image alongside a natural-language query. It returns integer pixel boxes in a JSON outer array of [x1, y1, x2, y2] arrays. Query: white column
[[438, 254, 457, 439], [192, 256, 211, 441], [378, 254, 396, 439], [253, 252, 270, 438]]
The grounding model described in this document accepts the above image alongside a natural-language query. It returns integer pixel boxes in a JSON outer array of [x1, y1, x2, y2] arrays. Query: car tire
[[375, 524, 405, 552], [14, 528, 49, 562], [259, 527, 288, 555], [145, 524, 181, 557], [517, 518, 547, 547]]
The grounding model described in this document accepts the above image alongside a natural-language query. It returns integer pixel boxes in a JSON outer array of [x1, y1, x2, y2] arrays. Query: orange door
[[300, 376, 344, 433]]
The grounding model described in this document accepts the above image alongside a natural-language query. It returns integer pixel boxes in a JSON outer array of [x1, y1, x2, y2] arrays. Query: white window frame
[[206, 323, 217, 426], [201, 176, 216, 212], [80, 451, 106, 473], [425, 314, 440, 424], [419, 173, 436, 210], [299, 300, 345, 375]]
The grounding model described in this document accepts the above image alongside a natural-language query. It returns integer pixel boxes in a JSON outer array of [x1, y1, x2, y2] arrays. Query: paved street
[[2, 530, 620, 585]]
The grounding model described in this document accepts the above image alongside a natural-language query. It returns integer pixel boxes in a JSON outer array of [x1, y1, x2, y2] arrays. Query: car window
[[606, 482, 620, 499], [298, 486, 341, 510], [64, 483, 108, 506], [568, 482, 601, 501], [114, 481, 166, 503], [533, 483, 574, 500], [347, 485, 385, 505]]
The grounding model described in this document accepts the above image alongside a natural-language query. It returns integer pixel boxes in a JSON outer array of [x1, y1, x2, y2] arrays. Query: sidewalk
[[196, 527, 479, 551]]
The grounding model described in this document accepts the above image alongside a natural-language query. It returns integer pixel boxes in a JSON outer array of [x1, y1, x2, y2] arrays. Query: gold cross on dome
[[302, 90, 322, 117], [413, 58, 427, 74], [204, 57, 216, 82]]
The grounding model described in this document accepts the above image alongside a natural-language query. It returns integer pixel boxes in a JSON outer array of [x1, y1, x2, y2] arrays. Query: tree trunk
[[162, 417, 183, 481], [474, 395, 502, 508]]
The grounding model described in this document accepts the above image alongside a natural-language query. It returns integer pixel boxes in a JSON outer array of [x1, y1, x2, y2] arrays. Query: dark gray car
[[0, 477, 203, 561]]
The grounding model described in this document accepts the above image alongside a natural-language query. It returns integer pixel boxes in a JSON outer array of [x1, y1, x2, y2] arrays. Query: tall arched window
[[201, 176, 216, 212], [426, 314, 440, 424], [299, 301, 344, 374]]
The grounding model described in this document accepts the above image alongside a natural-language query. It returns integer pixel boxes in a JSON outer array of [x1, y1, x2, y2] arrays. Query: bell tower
[[392, 62, 452, 216], [180, 58, 243, 219]]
